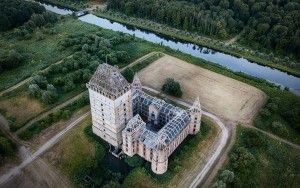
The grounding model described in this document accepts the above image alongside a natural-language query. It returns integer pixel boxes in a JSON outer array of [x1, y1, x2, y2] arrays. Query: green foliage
[[28, 84, 41, 97], [162, 78, 182, 97], [125, 155, 145, 168], [18, 93, 89, 140], [121, 68, 135, 83], [0, 135, 16, 161], [214, 126, 300, 187], [108, 0, 300, 59], [41, 84, 58, 104], [219, 170, 234, 183], [0, 49, 25, 72], [0, 0, 45, 31]]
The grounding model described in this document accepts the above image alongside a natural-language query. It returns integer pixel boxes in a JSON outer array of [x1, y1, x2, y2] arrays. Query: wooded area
[[107, 0, 300, 59], [0, 0, 46, 31]]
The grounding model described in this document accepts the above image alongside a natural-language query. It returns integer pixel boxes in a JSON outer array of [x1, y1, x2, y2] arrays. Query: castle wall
[[89, 88, 132, 147]]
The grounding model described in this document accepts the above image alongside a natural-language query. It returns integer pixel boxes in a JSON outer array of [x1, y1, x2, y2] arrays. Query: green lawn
[[43, 115, 217, 187], [212, 126, 300, 187]]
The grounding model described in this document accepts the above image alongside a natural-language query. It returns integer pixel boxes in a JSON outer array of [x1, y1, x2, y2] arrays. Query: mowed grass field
[[139, 54, 267, 123]]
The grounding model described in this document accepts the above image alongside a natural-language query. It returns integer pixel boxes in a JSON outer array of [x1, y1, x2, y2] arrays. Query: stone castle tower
[[88, 64, 203, 174], [86, 64, 133, 148]]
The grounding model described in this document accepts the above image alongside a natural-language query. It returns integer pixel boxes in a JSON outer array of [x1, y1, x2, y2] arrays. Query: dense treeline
[[107, 0, 300, 59], [0, 0, 46, 31], [28, 32, 133, 104]]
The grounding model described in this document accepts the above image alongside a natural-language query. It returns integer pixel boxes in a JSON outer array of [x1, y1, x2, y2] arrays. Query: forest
[[0, 0, 46, 31], [107, 0, 300, 59]]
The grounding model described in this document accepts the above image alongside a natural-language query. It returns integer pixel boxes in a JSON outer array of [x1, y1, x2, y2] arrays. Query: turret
[[188, 97, 202, 134], [132, 74, 142, 91]]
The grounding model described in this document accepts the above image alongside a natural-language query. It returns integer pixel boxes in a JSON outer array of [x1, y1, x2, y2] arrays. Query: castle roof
[[87, 63, 130, 99]]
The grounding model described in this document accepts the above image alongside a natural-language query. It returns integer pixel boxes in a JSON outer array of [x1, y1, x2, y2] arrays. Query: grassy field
[[139, 54, 267, 123], [0, 17, 101, 91], [42, 115, 218, 187], [42, 116, 99, 183], [212, 126, 300, 187]]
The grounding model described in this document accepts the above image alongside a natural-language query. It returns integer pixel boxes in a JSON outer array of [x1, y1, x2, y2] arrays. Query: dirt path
[[241, 124, 300, 150], [142, 86, 230, 188], [0, 112, 89, 185], [15, 51, 157, 135], [3, 158, 71, 188], [0, 55, 73, 97], [120, 51, 161, 71], [16, 92, 86, 135], [225, 29, 244, 45]]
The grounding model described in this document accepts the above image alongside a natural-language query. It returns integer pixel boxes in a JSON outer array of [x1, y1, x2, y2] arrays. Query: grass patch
[[18, 92, 89, 140], [212, 126, 300, 187], [43, 115, 217, 187]]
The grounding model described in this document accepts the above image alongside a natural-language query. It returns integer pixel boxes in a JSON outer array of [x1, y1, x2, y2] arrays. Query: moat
[[40, 2, 300, 95]]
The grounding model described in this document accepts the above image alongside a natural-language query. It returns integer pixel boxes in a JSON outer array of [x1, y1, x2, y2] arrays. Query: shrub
[[0, 136, 16, 157], [162, 78, 183, 97], [121, 68, 134, 83], [212, 180, 226, 188], [28, 84, 41, 97], [219, 170, 235, 183], [124, 155, 144, 168], [271, 121, 288, 137]]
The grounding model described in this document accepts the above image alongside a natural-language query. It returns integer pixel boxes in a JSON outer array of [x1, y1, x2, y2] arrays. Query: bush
[[271, 121, 288, 137], [0, 136, 16, 156], [124, 155, 145, 168], [162, 78, 183, 97], [121, 68, 134, 83], [28, 84, 41, 97], [41, 84, 58, 104], [229, 147, 256, 171], [211, 180, 226, 188], [219, 170, 234, 183], [0, 49, 24, 71]]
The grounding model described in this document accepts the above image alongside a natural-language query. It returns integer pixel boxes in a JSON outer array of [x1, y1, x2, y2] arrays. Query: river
[[40, 2, 300, 95]]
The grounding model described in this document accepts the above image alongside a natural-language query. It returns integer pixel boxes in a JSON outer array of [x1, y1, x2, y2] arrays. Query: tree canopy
[[0, 0, 45, 31], [162, 78, 183, 97], [107, 0, 300, 59]]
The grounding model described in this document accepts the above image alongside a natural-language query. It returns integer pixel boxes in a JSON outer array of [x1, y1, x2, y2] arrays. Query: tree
[[28, 84, 41, 97], [41, 84, 58, 104], [0, 136, 16, 157], [121, 68, 134, 83], [31, 75, 48, 89], [220, 170, 235, 183], [211, 180, 226, 188], [162, 78, 182, 97], [124, 155, 144, 167]]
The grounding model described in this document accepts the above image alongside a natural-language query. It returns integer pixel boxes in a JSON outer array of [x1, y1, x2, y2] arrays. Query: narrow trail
[[0, 55, 73, 97], [120, 51, 161, 71], [0, 112, 89, 185], [241, 124, 300, 149], [142, 86, 230, 188], [16, 92, 86, 135], [225, 29, 245, 45]]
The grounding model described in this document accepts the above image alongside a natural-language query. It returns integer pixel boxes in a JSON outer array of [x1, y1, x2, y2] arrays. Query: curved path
[[16, 92, 86, 135], [0, 55, 73, 97], [0, 112, 89, 184], [142, 86, 230, 188]]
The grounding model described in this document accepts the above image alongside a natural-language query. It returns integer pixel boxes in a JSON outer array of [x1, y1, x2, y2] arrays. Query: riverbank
[[93, 10, 300, 77]]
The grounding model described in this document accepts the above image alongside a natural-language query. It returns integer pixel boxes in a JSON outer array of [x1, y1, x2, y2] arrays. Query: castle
[[86, 63, 202, 174]]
